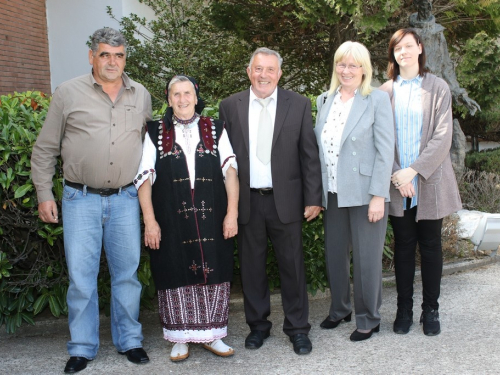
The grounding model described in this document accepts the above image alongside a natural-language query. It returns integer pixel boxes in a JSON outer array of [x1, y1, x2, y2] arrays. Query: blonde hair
[[328, 41, 373, 97]]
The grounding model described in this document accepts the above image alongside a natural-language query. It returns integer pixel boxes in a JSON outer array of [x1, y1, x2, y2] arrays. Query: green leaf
[[14, 183, 33, 198], [48, 295, 61, 317], [33, 294, 48, 315], [20, 312, 35, 326]]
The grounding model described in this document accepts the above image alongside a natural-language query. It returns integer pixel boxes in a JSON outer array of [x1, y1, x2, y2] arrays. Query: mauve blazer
[[379, 73, 462, 220], [314, 89, 394, 209], [219, 87, 322, 225]]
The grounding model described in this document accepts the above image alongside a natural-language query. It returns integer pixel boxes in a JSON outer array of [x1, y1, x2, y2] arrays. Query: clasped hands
[[391, 167, 417, 198]]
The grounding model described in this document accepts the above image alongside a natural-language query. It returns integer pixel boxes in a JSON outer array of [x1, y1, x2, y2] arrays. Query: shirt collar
[[90, 71, 132, 90], [396, 74, 423, 87], [335, 86, 358, 98], [249, 86, 278, 104], [335, 86, 358, 95]]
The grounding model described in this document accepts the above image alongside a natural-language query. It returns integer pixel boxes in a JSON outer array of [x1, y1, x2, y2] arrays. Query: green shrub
[[465, 148, 500, 174], [458, 168, 500, 213], [0, 91, 65, 333], [0, 92, 156, 333]]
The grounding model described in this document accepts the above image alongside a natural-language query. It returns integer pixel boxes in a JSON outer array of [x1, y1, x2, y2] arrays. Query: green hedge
[[0, 92, 394, 333], [0, 91, 64, 333], [0, 92, 154, 333], [465, 147, 500, 174]]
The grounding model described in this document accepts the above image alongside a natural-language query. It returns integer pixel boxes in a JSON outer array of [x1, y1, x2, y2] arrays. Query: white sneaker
[[170, 342, 189, 362], [202, 339, 235, 357]]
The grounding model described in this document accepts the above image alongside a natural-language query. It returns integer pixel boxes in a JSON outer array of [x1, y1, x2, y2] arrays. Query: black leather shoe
[[320, 312, 352, 329], [118, 347, 150, 364], [393, 309, 413, 334], [289, 333, 312, 355], [420, 307, 440, 336], [245, 330, 270, 349], [64, 357, 89, 373], [349, 324, 380, 342]]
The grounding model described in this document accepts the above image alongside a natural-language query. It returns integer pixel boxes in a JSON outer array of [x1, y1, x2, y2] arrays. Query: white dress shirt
[[248, 86, 278, 188]]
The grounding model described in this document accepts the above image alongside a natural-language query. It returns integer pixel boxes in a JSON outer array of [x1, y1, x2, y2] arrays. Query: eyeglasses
[[336, 63, 362, 71]]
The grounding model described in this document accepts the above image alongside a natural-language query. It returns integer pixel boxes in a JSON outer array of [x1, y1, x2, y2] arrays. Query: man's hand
[[304, 206, 322, 222], [38, 201, 59, 223]]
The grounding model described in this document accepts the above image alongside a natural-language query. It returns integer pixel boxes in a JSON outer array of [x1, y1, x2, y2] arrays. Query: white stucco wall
[[466, 141, 500, 151], [46, 0, 155, 92]]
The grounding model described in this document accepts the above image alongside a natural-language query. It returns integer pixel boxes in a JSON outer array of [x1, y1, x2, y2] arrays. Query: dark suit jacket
[[219, 87, 322, 225]]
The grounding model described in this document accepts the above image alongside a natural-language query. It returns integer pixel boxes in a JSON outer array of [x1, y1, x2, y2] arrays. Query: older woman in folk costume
[[134, 75, 238, 361]]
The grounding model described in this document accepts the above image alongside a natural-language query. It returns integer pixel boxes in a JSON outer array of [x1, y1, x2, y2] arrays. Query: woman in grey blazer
[[314, 41, 394, 341], [379, 29, 462, 337]]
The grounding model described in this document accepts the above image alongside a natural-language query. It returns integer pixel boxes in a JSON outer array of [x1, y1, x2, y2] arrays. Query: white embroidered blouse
[[135, 117, 237, 190]]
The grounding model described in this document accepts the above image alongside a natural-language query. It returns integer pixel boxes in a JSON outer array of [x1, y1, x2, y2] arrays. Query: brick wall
[[0, 0, 51, 95]]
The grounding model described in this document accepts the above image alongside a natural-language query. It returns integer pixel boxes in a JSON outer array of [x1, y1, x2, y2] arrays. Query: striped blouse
[[393, 75, 423, 209]]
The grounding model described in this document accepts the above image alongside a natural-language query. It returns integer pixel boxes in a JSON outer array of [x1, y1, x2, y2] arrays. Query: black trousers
[[389, 205, 443, 311], [237, 191, 310, 336]]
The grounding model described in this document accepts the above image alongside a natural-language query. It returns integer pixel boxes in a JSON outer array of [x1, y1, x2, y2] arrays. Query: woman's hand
[[223, 213, 238, 239], [368, 196, 385, 223], [397, 182, 416, 198], [144, 219, 161, 250], [391, 167, 417, 188]]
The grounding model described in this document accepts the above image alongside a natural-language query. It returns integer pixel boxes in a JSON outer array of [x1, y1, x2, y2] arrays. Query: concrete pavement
[[1, 256, 499, 374]]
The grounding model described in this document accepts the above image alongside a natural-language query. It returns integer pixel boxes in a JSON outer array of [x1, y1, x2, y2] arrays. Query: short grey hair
[[168, 75, 193, 90], [167, 75, 195, 98], [90, 28, 127, 54], [248, 47, 283, 70]]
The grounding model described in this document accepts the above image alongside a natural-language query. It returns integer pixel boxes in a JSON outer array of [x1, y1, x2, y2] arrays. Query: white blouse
[[320, 89, 355, 194], [135, 118, 237, 190]]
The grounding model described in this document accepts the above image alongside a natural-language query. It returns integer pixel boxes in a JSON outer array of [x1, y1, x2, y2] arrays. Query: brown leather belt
[[65, 181, 134, 197], [250, 188, 274, 195]]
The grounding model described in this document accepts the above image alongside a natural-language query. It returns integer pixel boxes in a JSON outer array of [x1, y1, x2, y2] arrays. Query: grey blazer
[[314, 89, 394, 209], [379, 73, 462, 220]]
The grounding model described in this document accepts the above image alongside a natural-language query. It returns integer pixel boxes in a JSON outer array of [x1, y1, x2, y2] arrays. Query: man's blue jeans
[[62, 184, 143, 359]]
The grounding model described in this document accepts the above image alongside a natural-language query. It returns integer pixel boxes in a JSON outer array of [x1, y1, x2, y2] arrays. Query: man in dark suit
[[219, 47, 322, 355]]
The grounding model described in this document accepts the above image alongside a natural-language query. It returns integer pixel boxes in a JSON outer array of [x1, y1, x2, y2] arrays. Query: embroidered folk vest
[[147, 116, 234, 290]]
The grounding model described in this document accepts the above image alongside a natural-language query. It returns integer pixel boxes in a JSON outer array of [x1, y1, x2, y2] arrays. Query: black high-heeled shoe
[[320, 312, 352, 329], [349, 324, 380, 341]]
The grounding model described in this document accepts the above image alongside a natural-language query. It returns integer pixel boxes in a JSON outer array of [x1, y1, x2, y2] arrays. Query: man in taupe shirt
[[31, 28, 152, 374]]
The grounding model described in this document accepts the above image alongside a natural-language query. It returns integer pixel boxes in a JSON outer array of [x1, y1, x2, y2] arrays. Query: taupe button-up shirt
[[31, 72, 152, 203]]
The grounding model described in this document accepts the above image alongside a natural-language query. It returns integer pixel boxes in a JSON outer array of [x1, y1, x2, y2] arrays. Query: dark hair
[[386, 28, 428, 81], [90, 28, 127, 54]]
